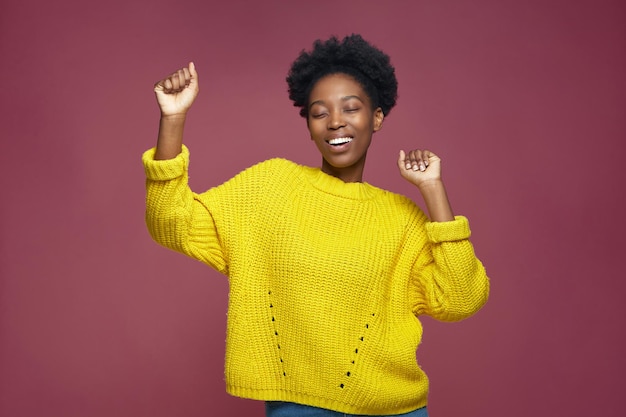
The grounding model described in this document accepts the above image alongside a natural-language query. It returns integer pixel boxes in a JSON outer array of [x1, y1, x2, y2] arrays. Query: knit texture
[[143, 146, 489, 415]]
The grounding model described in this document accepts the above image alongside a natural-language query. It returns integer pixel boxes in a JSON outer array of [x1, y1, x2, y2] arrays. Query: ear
[[373, 107, 384, 132]]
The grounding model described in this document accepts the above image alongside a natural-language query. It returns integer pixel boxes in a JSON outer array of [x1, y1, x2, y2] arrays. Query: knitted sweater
[[143, 146, 489, 415]]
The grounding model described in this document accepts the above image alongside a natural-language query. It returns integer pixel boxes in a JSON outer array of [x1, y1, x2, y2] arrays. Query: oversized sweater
[[143, 145, 489, 415]]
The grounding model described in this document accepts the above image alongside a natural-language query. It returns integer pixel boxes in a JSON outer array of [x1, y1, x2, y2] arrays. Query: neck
[[321, 157, 366, 183]]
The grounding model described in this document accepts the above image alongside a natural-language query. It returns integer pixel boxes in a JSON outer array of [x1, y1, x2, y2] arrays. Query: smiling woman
[[306, 73, 384, 182], [143, 34, 489, 417]]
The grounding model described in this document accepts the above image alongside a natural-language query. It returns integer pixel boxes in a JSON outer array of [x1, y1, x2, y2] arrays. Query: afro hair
[[286, 34, 398, 118]]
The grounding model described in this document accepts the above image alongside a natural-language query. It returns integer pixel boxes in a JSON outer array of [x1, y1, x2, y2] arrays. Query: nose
[[328, 109, 346, 130]]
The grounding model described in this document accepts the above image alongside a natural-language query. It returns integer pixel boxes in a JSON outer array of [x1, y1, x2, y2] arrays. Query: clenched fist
[[154, 62, 199, 117], [397, 149, 443, 188]]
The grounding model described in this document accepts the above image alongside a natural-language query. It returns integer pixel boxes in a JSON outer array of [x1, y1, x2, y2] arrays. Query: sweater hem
[[226, 385, 427, 416]]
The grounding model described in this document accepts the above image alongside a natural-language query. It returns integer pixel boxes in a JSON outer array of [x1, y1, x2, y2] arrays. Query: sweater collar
[[302, 166, 382, 200]]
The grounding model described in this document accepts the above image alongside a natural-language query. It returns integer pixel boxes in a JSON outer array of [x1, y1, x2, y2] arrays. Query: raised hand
[[154, 62, 199, 117], [153, 62, 199, 160], [397, 149, 442, 188], [397, 149, 454, 222]]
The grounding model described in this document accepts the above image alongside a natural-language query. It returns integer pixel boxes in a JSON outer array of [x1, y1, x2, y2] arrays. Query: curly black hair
[[286, 34, 398, 118]]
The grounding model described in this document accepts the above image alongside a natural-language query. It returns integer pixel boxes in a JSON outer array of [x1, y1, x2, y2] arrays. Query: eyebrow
[[309, 95, 365, 108]]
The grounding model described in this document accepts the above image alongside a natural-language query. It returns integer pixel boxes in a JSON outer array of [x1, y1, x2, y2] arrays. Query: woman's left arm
[[398, 149, 489, 321], [411, 217, 490, 321]]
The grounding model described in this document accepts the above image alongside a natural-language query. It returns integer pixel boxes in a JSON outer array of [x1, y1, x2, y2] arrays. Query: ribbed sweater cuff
[[425, 215, 471, 243], [142, 145, 189, 181]]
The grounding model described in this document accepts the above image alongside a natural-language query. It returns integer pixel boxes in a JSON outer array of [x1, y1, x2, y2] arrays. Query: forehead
[[309, 73, 369, 103]]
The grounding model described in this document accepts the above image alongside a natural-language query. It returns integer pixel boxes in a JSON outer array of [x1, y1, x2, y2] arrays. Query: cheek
[[307, 121, 324, 139], [356, 116, 375, 132]]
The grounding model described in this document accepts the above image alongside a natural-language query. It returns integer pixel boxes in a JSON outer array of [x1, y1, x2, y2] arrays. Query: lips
[[327, 136, 353, 146]]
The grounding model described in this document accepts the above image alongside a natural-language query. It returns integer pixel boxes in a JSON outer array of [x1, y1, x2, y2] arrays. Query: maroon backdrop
[[1, 1, 624, 416]]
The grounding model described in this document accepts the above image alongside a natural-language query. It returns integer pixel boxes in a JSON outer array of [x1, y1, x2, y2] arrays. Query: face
[[307, 73, 384, 182]]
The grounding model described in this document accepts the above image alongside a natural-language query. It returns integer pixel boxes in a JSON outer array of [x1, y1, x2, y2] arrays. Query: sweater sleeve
[[409, 215, 490, 322], [142, 146, 228, 274]]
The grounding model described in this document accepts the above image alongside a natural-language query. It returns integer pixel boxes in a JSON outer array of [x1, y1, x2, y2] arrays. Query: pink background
[[1, 0, 624, 416]]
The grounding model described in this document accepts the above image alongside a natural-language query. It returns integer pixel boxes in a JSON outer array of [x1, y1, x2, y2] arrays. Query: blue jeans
[[265, 402, 428, 417]]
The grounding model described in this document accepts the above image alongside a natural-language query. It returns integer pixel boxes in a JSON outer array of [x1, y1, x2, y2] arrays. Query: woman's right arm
[[144, 63, 228, 273], [153, 62, 199, 160]]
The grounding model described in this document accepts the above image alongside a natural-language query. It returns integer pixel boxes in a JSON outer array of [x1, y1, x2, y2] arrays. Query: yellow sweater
[[143, 146, 489, 415]]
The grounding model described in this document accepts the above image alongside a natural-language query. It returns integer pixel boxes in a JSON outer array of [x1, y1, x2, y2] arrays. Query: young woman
[[143, 34, 489, 417]]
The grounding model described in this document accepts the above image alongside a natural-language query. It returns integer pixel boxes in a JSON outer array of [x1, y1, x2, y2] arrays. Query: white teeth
[[328, 137, 353, 145]]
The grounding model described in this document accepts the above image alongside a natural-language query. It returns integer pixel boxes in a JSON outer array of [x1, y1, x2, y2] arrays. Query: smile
[[327, 137, 353, 146]]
